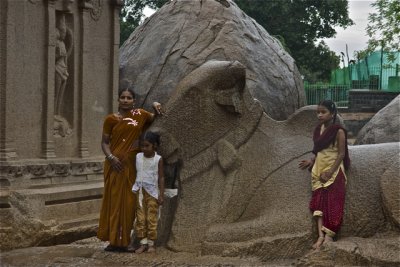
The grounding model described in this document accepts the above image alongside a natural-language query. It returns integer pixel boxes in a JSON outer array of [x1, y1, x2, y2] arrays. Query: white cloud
[[324, 0, 375, 59]]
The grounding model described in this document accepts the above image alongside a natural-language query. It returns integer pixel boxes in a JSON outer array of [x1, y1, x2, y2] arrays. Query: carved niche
[[54, 11, 74, 137]]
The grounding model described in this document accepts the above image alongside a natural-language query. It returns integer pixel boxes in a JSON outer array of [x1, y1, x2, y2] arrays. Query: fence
[[331, 65, 399, 90], [304, 83, 350, 107], [305, 59, 400, 106]]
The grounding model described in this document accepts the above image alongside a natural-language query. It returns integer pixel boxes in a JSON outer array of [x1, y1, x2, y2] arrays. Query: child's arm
[[158, 158, 165, 205], [132, 154, 139, 193], [320, 129, 346, 181]]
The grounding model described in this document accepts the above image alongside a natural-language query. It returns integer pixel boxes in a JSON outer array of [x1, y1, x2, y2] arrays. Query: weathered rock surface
[[120, 0, 305, 120], [0, 179, 102, 251], [0, 237, 288, 267], [296, 234, 400, 267], [148, 60, 400, 264], [355, 95, 400, 144], [380, 160, 400, 229], [2, 235, 399, 267]]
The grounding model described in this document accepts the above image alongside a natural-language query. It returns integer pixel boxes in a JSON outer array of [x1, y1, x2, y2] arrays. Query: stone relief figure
[[54, 14, 73, 137], [55, 14, 73, 116]]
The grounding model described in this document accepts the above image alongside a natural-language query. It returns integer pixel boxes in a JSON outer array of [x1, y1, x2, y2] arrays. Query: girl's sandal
[[134, 245, 147, 254], [312, 236, 325, 250], [146, 245, 156, 253]]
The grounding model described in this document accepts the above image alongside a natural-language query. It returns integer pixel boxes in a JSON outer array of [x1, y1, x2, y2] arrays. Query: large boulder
[[355, 95, 400, 145], [150, 60, 400, 262], [120, 0, 305, 120]]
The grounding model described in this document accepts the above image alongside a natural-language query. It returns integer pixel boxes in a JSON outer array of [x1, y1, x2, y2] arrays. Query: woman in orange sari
[[97, 88, 162, 252]]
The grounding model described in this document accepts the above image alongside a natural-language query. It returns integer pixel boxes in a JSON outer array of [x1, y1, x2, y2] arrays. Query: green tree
[[296, 41, 341, 83], [120, 0, 168, 46], [365, 0, 400, 61], [233, 0, 354, 81]]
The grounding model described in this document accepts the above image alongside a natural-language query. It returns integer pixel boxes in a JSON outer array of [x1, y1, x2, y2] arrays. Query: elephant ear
[[214, 88, 244, 115], [150, 127, 181, 165]]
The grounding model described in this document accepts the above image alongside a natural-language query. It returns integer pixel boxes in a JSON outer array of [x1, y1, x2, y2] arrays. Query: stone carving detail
[[54, 115, 72, 137], [52, 163, 70, 175], [90, 0, 103, 21], [150, 60, 400, 263], [0, 160, 103, 180], [54, 13, 73, 136], [61, 0, 75, 12]]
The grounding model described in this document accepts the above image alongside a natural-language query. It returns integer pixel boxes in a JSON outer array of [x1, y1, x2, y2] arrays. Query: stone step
[[42, 197, 102, 221], [7, 180, 104, 222], [57, 213, 99, 230], [18, 180, 104, 204], [37, 220, 99, 247], [28, 172, 103, 190]]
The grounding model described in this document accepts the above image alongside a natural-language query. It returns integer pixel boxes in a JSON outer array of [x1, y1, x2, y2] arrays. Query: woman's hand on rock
[[152, 102, 163, 115]]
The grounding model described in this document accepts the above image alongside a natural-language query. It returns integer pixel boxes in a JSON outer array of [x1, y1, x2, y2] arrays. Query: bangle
[[106, 154, 115, 161]]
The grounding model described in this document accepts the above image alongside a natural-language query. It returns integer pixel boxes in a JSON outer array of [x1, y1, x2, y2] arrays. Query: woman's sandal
[[312, 236, 325, 250], [104, 245, 120, 252], [125, 246, 136, 253]]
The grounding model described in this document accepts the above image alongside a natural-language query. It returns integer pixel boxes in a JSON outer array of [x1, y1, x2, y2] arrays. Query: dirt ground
[[0, 237, 295, 267]]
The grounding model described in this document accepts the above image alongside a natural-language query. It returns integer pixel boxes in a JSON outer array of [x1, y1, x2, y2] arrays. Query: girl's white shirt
[[132, 152, 161, 206]]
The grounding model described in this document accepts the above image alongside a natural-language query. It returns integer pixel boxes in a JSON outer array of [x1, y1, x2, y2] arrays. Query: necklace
[[116, 109, 134, 119]]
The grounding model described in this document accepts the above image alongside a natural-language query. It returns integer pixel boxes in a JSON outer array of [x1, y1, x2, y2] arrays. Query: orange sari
[[97, 109, 152, 247]]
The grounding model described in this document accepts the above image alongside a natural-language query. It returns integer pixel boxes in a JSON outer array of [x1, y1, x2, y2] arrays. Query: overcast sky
[[324, 0, 375, 59], [143, 0, 376, 60]]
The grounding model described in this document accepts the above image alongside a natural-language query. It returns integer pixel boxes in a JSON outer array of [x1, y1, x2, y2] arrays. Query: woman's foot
[[135, 245, 147, 254], [104, 244, 120, 252], [146, 245, 156, 253], [126, 246, 136, 253], [312, 236, 325, 250]]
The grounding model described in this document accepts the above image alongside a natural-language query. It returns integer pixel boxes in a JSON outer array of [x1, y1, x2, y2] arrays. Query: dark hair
[[118, 88, 136, 98], [318, 99, 337, 124], [140, 131, 160, 147]]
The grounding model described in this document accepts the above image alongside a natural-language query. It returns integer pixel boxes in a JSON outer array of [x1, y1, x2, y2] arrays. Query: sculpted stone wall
[[0, 0, 122, 251], [151, 60, 400, 262], [120, 0, 305, 121], [0, 0, 121, 162]]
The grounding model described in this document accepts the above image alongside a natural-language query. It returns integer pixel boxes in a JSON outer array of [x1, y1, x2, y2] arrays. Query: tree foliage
[[120, 0, 168, 45], [233, 0, 353, 82], [365, 0, 400, 61]]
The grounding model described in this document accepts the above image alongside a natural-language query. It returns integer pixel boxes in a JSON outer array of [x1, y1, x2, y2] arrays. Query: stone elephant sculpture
[[150, 60, 399, 260]]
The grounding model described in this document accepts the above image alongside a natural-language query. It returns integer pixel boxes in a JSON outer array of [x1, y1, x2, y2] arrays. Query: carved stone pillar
[[111, 0, 124, 111], [41, 0, 58, 159], [77, 0, 92, 158], [0, 0, 18, 162]]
